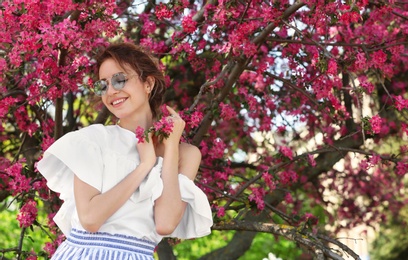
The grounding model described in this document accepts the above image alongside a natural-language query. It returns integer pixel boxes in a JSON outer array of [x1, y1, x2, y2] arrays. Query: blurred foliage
[[370, 205, 408, 259], [0, 200, 52, 259]]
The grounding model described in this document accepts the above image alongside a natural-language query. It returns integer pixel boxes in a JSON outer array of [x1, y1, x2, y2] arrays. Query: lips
[[111, 98, 127, 106]]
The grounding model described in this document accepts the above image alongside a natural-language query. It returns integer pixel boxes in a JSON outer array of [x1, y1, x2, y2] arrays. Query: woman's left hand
[[163, 105, 185, 147]]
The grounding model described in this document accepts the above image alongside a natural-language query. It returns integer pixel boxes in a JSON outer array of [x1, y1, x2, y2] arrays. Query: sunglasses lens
[[111, 73, 127, 90], [93, 80, 108, 96]]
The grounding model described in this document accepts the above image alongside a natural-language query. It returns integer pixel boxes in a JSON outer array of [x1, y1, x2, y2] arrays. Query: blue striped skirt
[[51, 229, 157, 260]]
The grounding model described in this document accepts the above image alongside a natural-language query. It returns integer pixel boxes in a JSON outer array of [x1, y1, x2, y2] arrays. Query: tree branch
[[212, 221, 361, 260], [192, 1, 306, 146]]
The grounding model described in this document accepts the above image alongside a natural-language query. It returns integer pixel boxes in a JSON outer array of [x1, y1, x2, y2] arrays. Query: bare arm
[[74, 134, 157, 233], [154, 106, 202, 235]]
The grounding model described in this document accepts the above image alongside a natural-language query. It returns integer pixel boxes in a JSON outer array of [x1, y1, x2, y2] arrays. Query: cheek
[[101, 96, 109, 107]]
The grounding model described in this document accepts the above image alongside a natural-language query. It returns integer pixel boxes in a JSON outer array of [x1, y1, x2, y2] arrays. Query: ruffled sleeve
[[135, 161, 213, 239], [36, 130, 104, 235], [130, 157, 163, 203], [168, 174, 213, 239]]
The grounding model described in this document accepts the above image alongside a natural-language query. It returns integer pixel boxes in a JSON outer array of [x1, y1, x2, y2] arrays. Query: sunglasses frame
[[92, 72, 138, 96]]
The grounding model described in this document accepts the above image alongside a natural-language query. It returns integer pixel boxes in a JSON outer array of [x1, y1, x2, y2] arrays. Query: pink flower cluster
[[262, 172, 276, 191], [182, 14, 197, 33], [396, 162, 408, 176], [219, 102, 237, 121], [248, 186, 267, 211], [17, 200, 38, 228], [394, 95, 408, 111], [135, 117, 174, 143], [369, 115, 383, 134], [279, 146, 294, 160], [156, 3, 173, 20], [44, 234, 65, 257], [6, 162, 31, 196], [280, 170, 299, 185]]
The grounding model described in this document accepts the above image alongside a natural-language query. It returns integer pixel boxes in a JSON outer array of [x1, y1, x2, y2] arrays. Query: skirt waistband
[[67, 228, 157, 256]]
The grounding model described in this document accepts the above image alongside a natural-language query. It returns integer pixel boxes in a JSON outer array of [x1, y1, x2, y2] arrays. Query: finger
[[166, 105, 179, 117]]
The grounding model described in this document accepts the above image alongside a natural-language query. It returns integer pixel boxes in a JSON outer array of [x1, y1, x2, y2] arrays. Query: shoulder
[[178, 142, 201, 180], [179, 142, 202, 161]]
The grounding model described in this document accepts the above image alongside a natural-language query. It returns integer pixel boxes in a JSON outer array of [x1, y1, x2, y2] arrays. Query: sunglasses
[[92, 72, 137, 96]]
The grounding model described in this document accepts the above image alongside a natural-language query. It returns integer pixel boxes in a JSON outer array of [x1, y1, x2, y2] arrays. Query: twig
[[16, 227, 26, 260], [188, 61, 234, 112]]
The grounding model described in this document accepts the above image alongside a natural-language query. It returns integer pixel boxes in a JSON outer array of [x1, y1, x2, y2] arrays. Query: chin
[[110, 111, 124, 120]]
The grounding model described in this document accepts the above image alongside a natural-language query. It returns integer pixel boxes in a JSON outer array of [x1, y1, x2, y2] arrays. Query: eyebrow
[[99, 71, 125, 80]]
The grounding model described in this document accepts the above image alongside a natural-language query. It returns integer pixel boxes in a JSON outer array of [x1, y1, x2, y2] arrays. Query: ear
[[145, 76, 156, 94]]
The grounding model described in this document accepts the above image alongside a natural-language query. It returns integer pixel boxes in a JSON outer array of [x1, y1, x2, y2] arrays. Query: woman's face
[[99, 58, 151, 120]]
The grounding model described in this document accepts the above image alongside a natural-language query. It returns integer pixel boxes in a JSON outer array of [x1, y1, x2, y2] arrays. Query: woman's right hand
[[137, 133, 157, 169]]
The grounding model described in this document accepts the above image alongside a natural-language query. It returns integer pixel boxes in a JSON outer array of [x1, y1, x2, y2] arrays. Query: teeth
[[112, 98, 126, 105]]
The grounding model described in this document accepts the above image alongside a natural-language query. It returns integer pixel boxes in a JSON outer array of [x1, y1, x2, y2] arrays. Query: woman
[[37, 43, 213, 259]]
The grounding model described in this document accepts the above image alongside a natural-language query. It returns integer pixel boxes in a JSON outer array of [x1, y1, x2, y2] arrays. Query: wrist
[[163, 140, 179, 149], [138, 161, 155, 172]]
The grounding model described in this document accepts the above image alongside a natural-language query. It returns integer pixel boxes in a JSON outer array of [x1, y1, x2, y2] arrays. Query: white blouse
[[37, 124, 213, 243]]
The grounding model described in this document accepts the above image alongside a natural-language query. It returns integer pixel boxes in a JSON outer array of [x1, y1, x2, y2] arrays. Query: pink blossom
[[248, 187, 266, 211], [262, 172, 276, 190], [139, 38, 168, 54], [355, 52, 367, 71], [277, 126, 286, 133], [371, 50, 387, 68], [359, 160, 369, 170], [6, 163, 31, 196], [33, 178, 49, 200], [47, 213, 57, 229], [394, 95, 408, 111], [41, 135, 55, 151], [26, 255, 37, 260], [182, 14, 197, 33], [200, 140, 208, 157], [396, 162, 408, 176], [189, 111, 203, 128], [44, 234, 64, 257], [217, 206, 225, 218], [135, 126, 146, 144], [308, 154, 316, 167], [215, 171, 229, 181], [208, 138, 226, 159], [155, 3, 173, 20], [279, 146, 294, 160], [369, 115, 382, 134], [284, 192, 293, 204], [403, 123, 408, 136], [141, 20, 157, 36], [358, 75, 374, 94], [153, 118, 174, 136], [279, 170, 298, 185], [219, 102, 237, 121], [17, 200, 38, 228], [340, 11, 360, 25], [44, 242, 57, 258], [400, 145, 408, 154], [327, 59, 338, 75], [302, 212, 319, 226]]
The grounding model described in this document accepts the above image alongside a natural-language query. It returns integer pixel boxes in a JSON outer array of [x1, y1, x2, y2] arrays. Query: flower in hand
[[136, 105, 175, 143]]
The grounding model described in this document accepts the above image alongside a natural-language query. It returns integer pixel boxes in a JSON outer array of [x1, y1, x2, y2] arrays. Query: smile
[[112, 98, 127, 106]]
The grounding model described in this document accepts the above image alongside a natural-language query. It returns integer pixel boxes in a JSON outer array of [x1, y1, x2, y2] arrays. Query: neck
[[117, 112, 154, 133]]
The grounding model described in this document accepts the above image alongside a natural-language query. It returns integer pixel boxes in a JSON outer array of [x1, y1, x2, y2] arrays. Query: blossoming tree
[[1, 0, 407, 259]]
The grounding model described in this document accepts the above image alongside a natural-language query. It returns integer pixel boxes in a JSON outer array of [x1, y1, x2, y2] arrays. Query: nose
[[105, 80, 119, 95]]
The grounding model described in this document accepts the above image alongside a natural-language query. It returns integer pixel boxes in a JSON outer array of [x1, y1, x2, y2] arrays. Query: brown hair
[[96, 42, 166, 119]]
